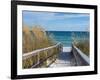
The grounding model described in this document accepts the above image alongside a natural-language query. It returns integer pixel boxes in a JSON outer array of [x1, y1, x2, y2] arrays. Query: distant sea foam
[[47, 31, 89, 47]]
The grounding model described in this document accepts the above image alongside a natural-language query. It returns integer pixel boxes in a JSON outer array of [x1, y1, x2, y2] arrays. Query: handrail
[[23, 42, 61, 60], [72, 45, 90, 66], [74, 45, 90, 64], [23, 42, 62, 68]]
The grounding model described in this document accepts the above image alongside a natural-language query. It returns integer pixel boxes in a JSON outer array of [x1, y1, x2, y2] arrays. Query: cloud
[[23, 11, 90, 31], [23, 11, 89, 22]]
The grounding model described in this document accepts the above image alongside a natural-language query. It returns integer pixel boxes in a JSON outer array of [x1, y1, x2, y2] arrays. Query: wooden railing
[[72, 45, 90, 66], [22, 42, 62, 68]]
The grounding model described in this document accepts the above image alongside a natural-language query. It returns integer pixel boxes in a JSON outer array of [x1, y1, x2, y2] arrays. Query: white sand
[[63, 47, 72, 52]]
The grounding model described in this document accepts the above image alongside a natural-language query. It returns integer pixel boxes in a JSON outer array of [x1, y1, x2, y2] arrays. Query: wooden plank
[[72, 45, 90, 65]]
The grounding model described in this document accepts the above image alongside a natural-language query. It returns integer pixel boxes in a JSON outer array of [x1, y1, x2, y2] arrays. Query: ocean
[[47, 31, 89, 47]]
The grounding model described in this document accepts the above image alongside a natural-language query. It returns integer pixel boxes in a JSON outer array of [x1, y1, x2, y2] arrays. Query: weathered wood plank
[[72, 45, 90, 66]]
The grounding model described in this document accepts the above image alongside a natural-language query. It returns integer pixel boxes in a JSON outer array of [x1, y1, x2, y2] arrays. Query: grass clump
[[74, 40, 89, 56], [22, 25, 61, 68], [72, 32, 90, 57], [23, 25, 55, 53], [22, 26, 36, 53]]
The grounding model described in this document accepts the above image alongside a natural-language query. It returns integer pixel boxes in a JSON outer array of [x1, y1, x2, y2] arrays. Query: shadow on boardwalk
[[49, 47, 76, 67], [58, 52, 72, 61]]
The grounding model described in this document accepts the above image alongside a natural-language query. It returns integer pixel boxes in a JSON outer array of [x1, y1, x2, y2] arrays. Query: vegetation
[[22, 25, 61, 68], [23, 25, 55, 53], [72, 32, 89, 56], [74, 40, 89, 56]]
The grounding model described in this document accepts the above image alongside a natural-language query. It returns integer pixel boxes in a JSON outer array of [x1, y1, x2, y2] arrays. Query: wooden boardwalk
[[23, 43, 89, 68], [49, 47, 76, 67], [23, 43, 62, 68]]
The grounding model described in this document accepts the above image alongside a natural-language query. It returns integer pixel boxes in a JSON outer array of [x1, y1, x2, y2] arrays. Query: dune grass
[[72, 32, 90, 56], [22, 25, 61, 68], [23, 26, 55, 53], [74, 40, 89, 56]]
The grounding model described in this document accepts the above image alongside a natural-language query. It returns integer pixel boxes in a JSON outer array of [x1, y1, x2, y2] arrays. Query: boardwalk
[[49, 47, 76, 67]]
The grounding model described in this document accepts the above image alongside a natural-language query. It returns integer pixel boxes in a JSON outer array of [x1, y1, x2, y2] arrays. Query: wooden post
[[37, 52, 40, 67], [46, 50, 48, 67], [44, 50, 47, 67]]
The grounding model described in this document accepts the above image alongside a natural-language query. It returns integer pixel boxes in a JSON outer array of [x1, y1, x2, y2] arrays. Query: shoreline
[[63, 47, 72, 52]]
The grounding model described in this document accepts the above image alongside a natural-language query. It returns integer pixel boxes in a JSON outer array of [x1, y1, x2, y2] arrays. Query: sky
[[22, 11, 90, 31]]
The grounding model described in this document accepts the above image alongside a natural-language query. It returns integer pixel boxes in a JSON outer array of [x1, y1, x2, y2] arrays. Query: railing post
[[44, 50, 47, 67], [37, 52, 40, 67], [46, 50, 49, 66]]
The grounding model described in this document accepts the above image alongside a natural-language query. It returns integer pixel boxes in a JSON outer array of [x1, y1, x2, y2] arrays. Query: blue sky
[[22, 11, 90, 31]]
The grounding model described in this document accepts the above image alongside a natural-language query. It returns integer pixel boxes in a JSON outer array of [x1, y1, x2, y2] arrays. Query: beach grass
[[73, 38, 89, 56], [72, 32, 89, 56], [22, 25, 60, 68], [75, 40, 89, 56]]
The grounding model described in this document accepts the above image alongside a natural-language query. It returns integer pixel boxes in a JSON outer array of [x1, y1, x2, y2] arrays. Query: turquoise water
[[47, 31, 89, 47]]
